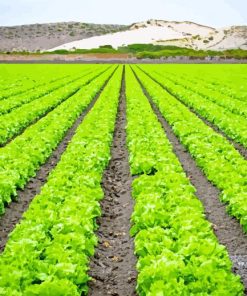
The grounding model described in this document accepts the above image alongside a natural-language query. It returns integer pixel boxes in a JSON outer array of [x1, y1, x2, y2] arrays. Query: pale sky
[[0, 0, 246, 28]]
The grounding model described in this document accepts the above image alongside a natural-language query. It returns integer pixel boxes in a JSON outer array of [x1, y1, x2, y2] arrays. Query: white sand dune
[[49, 20, 247, 51]]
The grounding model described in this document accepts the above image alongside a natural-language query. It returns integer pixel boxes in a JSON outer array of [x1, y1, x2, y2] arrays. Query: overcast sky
[[0, 0, 246, 27]]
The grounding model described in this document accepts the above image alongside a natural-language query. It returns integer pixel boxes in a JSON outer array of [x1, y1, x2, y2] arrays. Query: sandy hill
[[0, 20, 246, 52], [50, 20, 247, 52]]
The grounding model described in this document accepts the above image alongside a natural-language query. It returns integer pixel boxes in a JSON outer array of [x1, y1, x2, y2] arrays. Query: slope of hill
[[156, 25, 247, 50], [50, 20, 247, 52], [0, 20, 246, 52], [0, 22, 127, 52]]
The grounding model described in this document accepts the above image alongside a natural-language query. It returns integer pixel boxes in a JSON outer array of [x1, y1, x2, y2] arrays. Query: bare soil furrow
[[132, 68, 247, 291], [0, 71, 115, 253], [88, 67, 137, 296]]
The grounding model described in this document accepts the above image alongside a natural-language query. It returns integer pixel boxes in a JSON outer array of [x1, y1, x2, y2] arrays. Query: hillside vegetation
[[0, 22, 127, 52], [0, 19, 246, 59]]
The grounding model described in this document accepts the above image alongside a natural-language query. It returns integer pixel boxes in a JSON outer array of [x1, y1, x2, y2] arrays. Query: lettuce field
[[0, 64, 247, 295]]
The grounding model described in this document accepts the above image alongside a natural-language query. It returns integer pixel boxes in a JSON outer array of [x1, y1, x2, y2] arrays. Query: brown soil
[[0, 71, 115, 252], [83, 53, 130, 59], [132, 67, 247, 292], [88, 67, 137, 296], [0, 53, 130, 62], [0, 55, 246, 64]]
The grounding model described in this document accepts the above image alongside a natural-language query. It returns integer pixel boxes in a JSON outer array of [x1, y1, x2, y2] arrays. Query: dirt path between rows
[[132, 67, 247, 292], [0, 69, 116, 253], [136, 67, 247, 160], [88, 67, 137, 296]]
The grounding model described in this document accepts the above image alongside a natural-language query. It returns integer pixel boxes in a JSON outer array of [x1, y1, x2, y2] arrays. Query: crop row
[[139, 66, 247, 149], [191, 66, 247, 101], [133, 65, 247, 233], [204, 79, 247, 102], [152, 67, 247, 118], [0, 66, 123, 295], [0, 77, 24, 92], [0, 71, 74, 101], [0, 77, 52, 101], [157, 65, 247, 102], [0, 66, 110, 146], [0, 68, 94, 115], [0, 66, 117, 215], [196, 71, 247, 102], [181, 72, 247, 108], [125, 66, 243, 295], [0, 65, 90, 100]]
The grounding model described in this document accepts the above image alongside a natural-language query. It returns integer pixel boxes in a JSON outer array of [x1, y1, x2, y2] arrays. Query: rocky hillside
[[0, 22, 127, 52]]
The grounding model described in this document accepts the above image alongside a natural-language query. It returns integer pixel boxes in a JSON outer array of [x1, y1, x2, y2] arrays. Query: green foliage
[[81, 47, 117, 53], [134, 64, 247, 234], [46, 49, 70, 54], [125, 65, 243, 295], [151, 68, 247, 143], [127, 44, 247, 59], [99, 45, 114, 49], [136, 47, 223, 59], [0, 66, 115, 214], [224, 49, 247, 59], [0, 73, 77, 115], [43, 46, 117, 55], [2, 42, 246, 59], [0, 65, 95, 99], [1, 64, 247, 295], [0, 67, 108, 145], [0, 67, 123, 294], [118, 43, 183, 53]]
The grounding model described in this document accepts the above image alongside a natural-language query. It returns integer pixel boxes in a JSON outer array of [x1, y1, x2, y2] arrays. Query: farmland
[[0, 64, 247, 295]]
